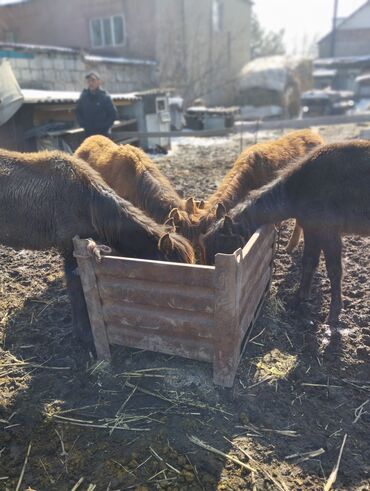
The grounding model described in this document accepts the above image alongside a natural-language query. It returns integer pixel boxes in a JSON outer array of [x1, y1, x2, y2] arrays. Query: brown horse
[[170, 129, 324, 248], [75, 135, 196, 224], [0, 148, 195, 347], [200, 141, 370, 323]]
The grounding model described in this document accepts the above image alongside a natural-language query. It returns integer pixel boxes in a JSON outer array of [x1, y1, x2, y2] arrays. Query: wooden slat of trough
[[240, 224, 275, 262], [73, 237, 111, 360], [103, 302, 213, 339], [107, 327, 213, 363], [98, 277, 214, 314], [238, 246, 274, 324], [95, 256, 215, 289], [239, 267, 272, 335], [212, 252, 240, 387]]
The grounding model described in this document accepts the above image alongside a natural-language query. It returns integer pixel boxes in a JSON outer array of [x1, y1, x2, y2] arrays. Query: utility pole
[[330, 0, 339, 57]]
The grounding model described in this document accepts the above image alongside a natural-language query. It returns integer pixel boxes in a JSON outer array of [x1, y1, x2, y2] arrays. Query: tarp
[[0, 59, 23, 125], [239, 56, 290, 92], [238, 56, 313, 93]]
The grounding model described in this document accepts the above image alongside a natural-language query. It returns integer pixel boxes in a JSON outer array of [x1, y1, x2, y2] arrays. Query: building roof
[[21, 89, 140, 104], [314, 55, 370, 68], [85, 54, 156, 66], [0, 42, 157, 65], [0, 0, 29, 5], [313, 68, 337, 78], [0, 41, 79, 55], [318, 0, 370, 45]]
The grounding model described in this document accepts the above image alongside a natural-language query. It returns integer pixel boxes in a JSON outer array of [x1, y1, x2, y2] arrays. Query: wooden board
[[74, 224, 275, 387]]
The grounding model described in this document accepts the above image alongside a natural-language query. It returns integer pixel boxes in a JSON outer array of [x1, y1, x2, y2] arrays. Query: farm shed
[[73, 225, 276, 388], [0, 87, 143, 152]]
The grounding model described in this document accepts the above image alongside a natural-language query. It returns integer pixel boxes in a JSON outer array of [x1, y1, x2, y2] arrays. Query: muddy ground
[[0, 124, 369, 490]]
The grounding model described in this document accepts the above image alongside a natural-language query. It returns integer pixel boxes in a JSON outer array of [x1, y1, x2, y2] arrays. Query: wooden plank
[[212, 251, 241, 387], [117, 128, 234, 138], [239, 267, 272, 338], [95, 255, 215, 289], [236, 112, 370, 132], [239, 277, 272, 362], [240, 225, 275, 263], [238, 246, 274, 322], [107, 326, 213, 362], [73, 237, 111, 360], [102, 303, 213, 339], [98, 277, 214, 314]]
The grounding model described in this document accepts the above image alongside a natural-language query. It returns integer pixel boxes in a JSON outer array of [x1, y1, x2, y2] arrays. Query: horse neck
[[205, 158, 261, 213], [231, 179, 290, 235], [90, 184, 161, 257]]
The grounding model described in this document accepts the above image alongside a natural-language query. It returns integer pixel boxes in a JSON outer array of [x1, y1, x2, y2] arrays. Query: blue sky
[[253, 0, 366, 54]]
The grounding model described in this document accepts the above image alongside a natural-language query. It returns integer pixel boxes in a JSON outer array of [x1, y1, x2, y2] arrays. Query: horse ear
[[222, 215, 234, 234], [198, 199, 205, 210], [169, 208, 181, 222], [158, 233, 174, 253], [164, 217, 176, 233], [185, 197, 197, 214], [216, 202, 226, 220]]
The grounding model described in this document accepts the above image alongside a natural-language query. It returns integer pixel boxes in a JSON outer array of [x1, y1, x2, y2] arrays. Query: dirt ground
[[0, 124, 369, 490]]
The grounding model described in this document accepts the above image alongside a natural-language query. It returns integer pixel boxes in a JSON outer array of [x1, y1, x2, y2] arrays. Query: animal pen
[[73, 225, 275, 387]]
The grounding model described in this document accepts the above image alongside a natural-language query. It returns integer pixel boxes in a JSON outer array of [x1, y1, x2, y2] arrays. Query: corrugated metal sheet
[[0, 41, 78, 54], [0, 0, 29, 5], [0, 42, 156, 66], [0, 59, 23, 125], [21, 89, 140, 104], [85, 54, 156, 67]]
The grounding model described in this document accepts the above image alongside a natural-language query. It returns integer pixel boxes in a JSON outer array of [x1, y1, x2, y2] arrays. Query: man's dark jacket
[[76, 88, 117, 137]]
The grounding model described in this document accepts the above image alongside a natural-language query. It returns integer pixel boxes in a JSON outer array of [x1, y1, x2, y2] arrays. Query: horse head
[[158, 232, 195, 264], [199, 212, 246, 265]]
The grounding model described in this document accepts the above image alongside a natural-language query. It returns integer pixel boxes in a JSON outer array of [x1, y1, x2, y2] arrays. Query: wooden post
[[213, 250, 241, 387], [73, 237, 111, 361]]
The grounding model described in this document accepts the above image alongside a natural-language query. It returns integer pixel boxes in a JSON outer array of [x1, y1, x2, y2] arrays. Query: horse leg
[[63, 255, 94, 349], [297, 228, 322, 301], [321, 233, 343, 324], [286, 220, 301, 253]]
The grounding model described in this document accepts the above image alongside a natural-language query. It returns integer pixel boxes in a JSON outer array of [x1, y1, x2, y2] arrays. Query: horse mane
[[1, 147, 195, 263], [124, 145, 186, 222], [204, 129, 324, 214], [75, 136, 186, 223]]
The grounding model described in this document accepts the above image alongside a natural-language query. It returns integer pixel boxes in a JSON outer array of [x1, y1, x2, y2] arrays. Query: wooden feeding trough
[[73, 225, 275, 387]]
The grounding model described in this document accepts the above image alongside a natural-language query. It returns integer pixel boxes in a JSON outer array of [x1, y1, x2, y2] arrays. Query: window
[[212, 0, 224, 33], [90, 15, 126, 48]]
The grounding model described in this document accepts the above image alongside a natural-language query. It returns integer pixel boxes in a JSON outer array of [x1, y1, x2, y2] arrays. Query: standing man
[[76, 71, 117, 138]]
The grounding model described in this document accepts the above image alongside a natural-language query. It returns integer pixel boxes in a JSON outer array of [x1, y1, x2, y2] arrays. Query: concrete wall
[[1, 0, 252, 105], [6, 48, 156, 92], [156, 0, 251, 105], [0, 0, 156, 59]]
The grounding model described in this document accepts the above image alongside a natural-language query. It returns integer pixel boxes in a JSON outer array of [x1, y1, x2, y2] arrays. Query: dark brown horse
[[200, 141, 370, 323], [75, 135, 196, 224], [170, 129, 324, 248], [0, 148, 195, 347]]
